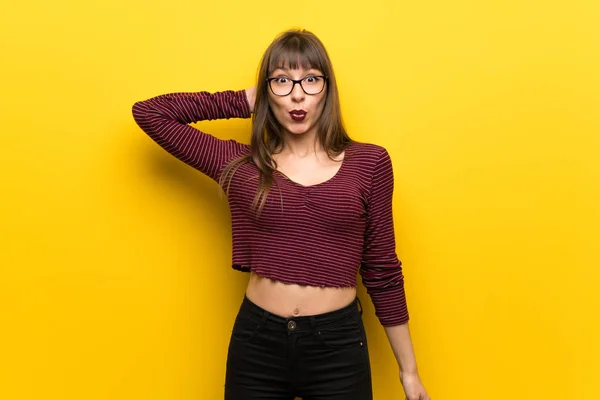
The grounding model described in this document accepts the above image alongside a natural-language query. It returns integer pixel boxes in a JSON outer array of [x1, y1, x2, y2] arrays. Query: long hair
[[219, 29, 354, 216]]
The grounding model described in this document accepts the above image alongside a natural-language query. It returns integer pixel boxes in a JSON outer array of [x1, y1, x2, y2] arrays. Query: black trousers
[[225, 294, 373, 399]]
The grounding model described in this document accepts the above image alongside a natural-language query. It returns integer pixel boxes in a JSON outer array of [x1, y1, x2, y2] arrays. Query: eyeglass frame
[[266, 75, 329, 96]]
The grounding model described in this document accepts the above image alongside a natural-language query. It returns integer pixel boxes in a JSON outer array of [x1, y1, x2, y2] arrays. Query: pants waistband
[[238, 294, 363, 332]]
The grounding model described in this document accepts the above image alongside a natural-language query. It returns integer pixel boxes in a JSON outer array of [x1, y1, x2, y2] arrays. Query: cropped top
[[131, 89, 409, 326]]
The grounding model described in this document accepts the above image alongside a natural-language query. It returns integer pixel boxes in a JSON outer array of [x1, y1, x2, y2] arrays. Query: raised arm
[[131, 89, 252, 182]]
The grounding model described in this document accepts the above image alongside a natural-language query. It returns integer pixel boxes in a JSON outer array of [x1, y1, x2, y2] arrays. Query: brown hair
[[219, 29, 354, 216]]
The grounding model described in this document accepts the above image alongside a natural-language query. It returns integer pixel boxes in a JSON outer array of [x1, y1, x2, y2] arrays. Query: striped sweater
[[131, 89, 409, 326]]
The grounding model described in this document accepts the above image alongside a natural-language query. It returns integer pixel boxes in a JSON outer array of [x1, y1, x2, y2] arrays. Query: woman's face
[[267, 67, 327, 138]]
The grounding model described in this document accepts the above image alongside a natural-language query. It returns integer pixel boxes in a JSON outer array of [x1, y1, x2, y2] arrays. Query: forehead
[[270, 59, 316, 75], [269, 58, 323, 77], [268, 44, 324, 74], [271, 65, 321, 75]]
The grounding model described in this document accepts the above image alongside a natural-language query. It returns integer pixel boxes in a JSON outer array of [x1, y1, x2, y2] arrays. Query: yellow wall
[[2, 1, 598, 399]]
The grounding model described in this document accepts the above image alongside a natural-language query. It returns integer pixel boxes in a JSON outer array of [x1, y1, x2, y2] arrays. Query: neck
[[280, 128, 322, 157]]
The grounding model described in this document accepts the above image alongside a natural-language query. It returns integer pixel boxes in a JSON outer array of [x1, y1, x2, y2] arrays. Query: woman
[[132, 29, 429, 400]]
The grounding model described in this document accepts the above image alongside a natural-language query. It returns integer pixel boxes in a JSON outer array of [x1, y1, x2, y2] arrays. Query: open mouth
[[289, 110, 307, 122]]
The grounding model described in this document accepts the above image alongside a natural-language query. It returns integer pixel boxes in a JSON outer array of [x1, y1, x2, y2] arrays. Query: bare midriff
[[245, 271, 357, 318]]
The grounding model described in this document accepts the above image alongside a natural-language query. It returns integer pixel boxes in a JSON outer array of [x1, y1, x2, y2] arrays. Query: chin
[[286, 122, 314, 136], [289, 128, 309, 135]]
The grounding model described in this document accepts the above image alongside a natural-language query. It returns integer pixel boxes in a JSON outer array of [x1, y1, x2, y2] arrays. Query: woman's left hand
[[400, 371, 430, 400]]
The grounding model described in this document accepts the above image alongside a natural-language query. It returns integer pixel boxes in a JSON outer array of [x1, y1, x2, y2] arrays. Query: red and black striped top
[[131, 89, 409, 326]]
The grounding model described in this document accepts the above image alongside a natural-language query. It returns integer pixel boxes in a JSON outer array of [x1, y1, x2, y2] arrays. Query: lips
[[289, 110, 307, 122]]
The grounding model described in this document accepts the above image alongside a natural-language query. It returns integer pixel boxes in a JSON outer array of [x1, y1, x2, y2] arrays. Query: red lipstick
[[289, 109, 307, 122]]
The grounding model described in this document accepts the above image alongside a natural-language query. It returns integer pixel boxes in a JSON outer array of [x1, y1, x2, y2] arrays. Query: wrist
[[400, 368, 419, 377]]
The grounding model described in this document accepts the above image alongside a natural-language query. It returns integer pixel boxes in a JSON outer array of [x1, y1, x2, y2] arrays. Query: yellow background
[[1, 0, 598, 399]]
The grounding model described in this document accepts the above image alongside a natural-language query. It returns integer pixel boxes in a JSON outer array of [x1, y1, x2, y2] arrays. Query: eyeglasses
[[266, 75, 328, 96]]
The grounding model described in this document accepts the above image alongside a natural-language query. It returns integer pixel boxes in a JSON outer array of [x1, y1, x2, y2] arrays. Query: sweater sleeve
[[131, 89, 251, 182], [359, 148, 409, 327]]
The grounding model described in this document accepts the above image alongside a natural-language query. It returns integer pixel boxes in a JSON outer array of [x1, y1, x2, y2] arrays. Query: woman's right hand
[[245, 86, 256, 113]]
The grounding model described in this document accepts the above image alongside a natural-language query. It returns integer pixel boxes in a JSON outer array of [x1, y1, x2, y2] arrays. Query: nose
[[290, 81, 305, 103]]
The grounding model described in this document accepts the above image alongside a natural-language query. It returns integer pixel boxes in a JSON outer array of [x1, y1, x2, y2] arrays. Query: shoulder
[[349, 142, 396, 195], [349, 141, 392, 165]]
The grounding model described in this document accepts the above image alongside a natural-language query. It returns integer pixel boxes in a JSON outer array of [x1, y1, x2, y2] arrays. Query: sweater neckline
[[274, 142, 354, 189]]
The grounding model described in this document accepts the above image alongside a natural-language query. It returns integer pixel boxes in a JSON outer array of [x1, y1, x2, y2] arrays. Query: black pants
[[225, 294, 373, 399]]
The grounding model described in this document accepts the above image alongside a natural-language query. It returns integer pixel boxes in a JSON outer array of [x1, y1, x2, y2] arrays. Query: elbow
[[131, 101, 147, 124], [359, 263, 404, 292], [131, 100, 157, 135]]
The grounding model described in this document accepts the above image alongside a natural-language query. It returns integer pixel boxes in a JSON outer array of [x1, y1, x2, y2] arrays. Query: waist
[[246, 271, 357, 317], [237, 292, 363, 333]]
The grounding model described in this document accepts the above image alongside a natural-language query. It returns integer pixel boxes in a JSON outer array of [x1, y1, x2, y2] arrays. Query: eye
[[274, 77, 289, 84], [305, 76, 319, 83]]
